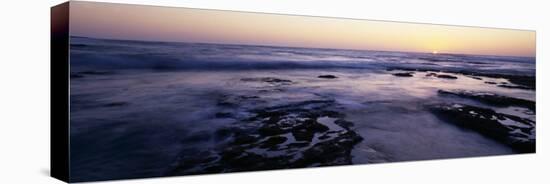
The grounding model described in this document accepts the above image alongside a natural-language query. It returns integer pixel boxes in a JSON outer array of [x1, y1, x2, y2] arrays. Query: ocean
[[68, 36, 535, 181]]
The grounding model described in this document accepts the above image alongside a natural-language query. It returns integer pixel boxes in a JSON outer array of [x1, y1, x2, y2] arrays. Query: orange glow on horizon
[[69, 1, 536, 57]]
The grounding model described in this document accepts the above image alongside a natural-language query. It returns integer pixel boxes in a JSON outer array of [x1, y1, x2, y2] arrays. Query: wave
[[70, 51, 376, 70], [69, 36, 535, 75]]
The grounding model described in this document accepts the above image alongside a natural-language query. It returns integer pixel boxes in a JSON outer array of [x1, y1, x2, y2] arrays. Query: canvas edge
[[51, 1, 70, 183]]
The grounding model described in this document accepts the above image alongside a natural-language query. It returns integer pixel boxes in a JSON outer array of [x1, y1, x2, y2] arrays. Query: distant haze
[[70, 1, 536, 57]]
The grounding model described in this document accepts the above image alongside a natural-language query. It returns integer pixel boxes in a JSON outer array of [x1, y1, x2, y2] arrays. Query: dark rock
[[258, 88, 284, 93], [429, 103, 535, 153], [170, 99, 363, 175], [241, 77, 292, 83], [296, 131, 363, 166], [318, 134, 331, 140], [232, 134, 257, 145], [287, 142, 310, 148], [436, 74, 458, 79], [318, 75, 338, 79], [240, 95, 260, 99], [292, 129, 316, 142], [392, 72, 414, 77], [497, 84, 532, 90], [504, 75, 535, 90], [485, 81, 497, 85], [259, 136, 288, 149], [469, 76, 483, 80], [264, 78, 291, 83], [254, 110, 287, 120], [217, 101, 234, 106], [308, 119, 331, 132], [438, 90, 535, 112], [258, 124, 287, 136]]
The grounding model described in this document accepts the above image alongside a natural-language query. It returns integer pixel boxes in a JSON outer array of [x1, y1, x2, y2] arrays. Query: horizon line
[[70, 35, 535, 59]]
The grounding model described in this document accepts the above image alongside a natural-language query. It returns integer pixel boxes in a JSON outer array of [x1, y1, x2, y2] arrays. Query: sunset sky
[[69, 1, 536, 57]]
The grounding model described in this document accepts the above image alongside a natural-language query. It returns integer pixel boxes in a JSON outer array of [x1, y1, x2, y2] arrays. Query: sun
[[432, 50, 439, 54]]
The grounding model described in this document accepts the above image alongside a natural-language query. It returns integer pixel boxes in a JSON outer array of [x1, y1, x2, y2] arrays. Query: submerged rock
[[438, 90, 535, 112], [241, 77, 292, 84], [426, 73, 457, 79], [436, 74, 458, 79], [318, 75, 338, 79], [392, 72, 414, 77], [258, 88, 285, 93], [429, 103, 535, 153]]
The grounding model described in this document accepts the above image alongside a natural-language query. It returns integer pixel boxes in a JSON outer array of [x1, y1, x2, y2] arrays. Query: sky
[[69, 1, 536, 57]]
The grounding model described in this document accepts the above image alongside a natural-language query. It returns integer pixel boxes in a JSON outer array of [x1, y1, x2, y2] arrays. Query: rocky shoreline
[[429, 103, 535, 153], [169, 77, 363, 175], [438, 90, 535, 112], [387, 67, 535, 90], [431, 89, 535, 153], [387, 68, 536, 153]]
